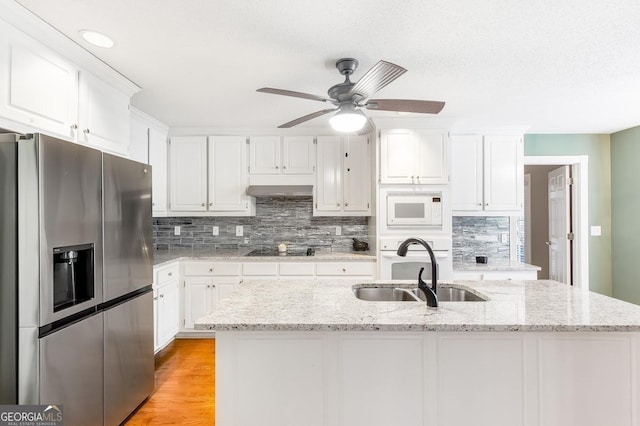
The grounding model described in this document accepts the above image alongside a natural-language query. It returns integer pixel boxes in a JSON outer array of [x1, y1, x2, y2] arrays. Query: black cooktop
[[245, 248, 315, 257]]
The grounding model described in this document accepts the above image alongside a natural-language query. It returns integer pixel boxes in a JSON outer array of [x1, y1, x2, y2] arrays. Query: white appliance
[[379, 236, 452, 281], [387, 192, 443, 227]]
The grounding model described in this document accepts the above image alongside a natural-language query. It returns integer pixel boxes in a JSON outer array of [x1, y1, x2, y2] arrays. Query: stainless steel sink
[[352, 285, 487, 302]]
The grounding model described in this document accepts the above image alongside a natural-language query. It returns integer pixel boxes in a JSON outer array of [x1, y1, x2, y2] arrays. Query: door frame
[[524, 155, 589, 294]]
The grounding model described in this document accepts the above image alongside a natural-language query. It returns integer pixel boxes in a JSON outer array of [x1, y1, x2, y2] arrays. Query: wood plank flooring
[[125, 339, 215, 425]]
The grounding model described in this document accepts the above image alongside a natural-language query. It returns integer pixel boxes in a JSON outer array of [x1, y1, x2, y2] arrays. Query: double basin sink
[[353, 285, 487, 302]]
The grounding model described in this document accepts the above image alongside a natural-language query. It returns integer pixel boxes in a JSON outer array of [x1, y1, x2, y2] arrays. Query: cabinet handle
[[83, 128, 90, 134], [168, 272, 173, 276], [70, 124, 78, 130]]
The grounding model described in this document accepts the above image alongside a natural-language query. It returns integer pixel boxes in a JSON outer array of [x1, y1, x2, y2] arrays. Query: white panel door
[[415, 130, 448, 183], [184, 278, 213, 329], [0, 30, 78, 140], [149, 127, 168, 215], [78, 71, 130, 155], [169, 136, 207, 211], [282, 136, 315, 174], [315, 136, 343, 212], [338, 335, 424, 426], [234, 336, 325, 426], [548, 166, 571, 284], [380, 129, 415, 183], [451, 135, 484, 211], [538, 337, 634, 426], [209, 136, 248, 211], [437, 335, 525, 426], [483, 135, 524, 211], [343, 135, 370, 212], [249, 136, 280, 174]]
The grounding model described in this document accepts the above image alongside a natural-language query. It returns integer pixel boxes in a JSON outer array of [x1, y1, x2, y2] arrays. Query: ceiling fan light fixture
[[329, 104, 367, 132]]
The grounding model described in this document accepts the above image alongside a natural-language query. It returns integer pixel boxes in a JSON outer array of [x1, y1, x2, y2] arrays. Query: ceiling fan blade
[[257, 87, 334, 103], [277, 109, 336, 128], [348, 60, 407, 99], [365, 99, 445, 114], [358, 118, 376, 136]]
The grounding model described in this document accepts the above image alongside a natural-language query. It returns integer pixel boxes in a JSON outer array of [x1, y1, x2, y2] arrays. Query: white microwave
[[387, 193, 443, 226]]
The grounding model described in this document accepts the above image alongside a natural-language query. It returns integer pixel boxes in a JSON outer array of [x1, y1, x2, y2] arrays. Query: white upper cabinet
[[282, 136, 315, 174], [249, 136, 315, 184], [249, 136, 281, 174], [0, 19, 138, 156], [170, 136, 208, 212], [208, 136, 251, 211], [451, 134, 524, 213], [315, 135, 371, 216], [380, 129, 449, 184], [0, 24, 78, 140], [169, 136, 254, 216], [149, 127, 168, 216]]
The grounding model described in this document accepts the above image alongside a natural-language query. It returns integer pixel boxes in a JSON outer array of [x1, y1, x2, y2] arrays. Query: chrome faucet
[[396, 237, 439, 307]]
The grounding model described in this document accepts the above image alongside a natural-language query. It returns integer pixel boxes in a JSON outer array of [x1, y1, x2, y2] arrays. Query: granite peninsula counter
[[203, 278, 640, 426]]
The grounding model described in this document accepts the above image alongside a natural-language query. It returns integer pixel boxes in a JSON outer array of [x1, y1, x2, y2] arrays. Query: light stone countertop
[[195, 278, 640, 332], [153, 248, 375, 267], [453, 259, 541, 272]]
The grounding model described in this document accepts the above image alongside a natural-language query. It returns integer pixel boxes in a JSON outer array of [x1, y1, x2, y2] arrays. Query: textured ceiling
[[15, 0, 640, 133]]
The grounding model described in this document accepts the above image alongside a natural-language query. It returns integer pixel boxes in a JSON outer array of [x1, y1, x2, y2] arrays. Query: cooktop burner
[[244, 248, 314, 257]]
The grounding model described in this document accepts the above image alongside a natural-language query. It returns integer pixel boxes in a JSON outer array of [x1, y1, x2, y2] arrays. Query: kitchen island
[[196, 279, 640, 426]]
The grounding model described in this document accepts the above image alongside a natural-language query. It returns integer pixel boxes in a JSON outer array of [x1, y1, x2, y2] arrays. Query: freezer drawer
[[104, 291, 154, 426], [39, 313, 104, 426]]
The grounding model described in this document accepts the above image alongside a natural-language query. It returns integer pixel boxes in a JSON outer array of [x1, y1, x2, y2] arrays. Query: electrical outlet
[[243, 238, 249, 244], [212, 226, 219, 236], [335, 226, 342, 236], [174, 226, 181, 236], [236, 225, 243, 237], [591, 226, 602, 236]]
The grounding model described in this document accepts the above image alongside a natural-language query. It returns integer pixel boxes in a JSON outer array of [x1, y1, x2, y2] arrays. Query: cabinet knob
[[168, 272, 172, 276], [342, 268, 346, 272], [275, 165, 279, 169], [212, 284, 216, 288], [160, 294, 164, 298], [153, 297, 158, 300], [70, 124, 78, 130], [201, 203, 205, 207], [209, 203, 213, 206], [485, 203, 489, 206], [478, 203, 482, 206], [337, 203, 340, 206], [283, 165, 287, 169], [153, 202, 156, 206], [83, 128, 90, 134], [345, 202, 349, 206], [209, 268, 213, 272], [206, 285, 210, 288]]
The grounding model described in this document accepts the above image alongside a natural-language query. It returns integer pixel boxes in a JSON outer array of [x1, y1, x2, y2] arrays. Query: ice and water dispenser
[[53, 243, 95, 312]]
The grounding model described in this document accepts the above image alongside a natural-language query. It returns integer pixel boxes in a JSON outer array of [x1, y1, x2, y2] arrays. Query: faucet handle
[[418, 267, 427, 286]]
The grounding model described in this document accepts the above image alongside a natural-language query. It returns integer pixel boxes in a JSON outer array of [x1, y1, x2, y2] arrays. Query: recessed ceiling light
[[79, 30, 114, 48]]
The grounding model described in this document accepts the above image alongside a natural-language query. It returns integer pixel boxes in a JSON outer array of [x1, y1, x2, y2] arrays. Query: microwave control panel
[[431, 197, 442, 223]]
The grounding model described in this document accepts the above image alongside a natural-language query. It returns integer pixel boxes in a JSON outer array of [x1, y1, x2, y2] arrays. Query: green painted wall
[[611, 126, 640, 304], [524, 134, 612, 296]]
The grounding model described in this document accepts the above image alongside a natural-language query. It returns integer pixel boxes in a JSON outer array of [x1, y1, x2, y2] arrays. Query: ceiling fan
[[257, 58, 445, 135]]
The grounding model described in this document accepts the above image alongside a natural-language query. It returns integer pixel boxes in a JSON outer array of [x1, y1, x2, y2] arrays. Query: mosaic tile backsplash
[[153, 197, 369, 252], [452, 216, 510, 262]]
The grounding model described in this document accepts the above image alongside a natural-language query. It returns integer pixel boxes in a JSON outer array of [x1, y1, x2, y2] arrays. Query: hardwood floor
[[125, 339, 215, 425]]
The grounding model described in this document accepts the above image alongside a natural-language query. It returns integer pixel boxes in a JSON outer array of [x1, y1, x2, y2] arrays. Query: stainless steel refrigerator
[[0, 133, 154, 426]]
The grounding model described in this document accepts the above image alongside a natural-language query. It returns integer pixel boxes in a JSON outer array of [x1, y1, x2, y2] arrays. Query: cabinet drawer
[[279, 262, 315, 276], [183, 262, 240, 276], [316, 262, 375, 276], [155, 262, 179, 285], [242, 262, 278, 276]]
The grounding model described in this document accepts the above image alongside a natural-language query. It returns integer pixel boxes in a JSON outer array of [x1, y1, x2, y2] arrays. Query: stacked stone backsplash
[[154, 197, 369, 252], [452, 216, 510, 262]]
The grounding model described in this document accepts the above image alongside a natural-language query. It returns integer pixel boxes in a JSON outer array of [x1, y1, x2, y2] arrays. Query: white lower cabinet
[[216, 331, 640, 426], [153, 263, 180, 352], [316, 262, 376, 279]]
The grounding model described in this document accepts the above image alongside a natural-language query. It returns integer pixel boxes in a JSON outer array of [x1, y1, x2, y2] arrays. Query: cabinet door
[[209, 136, 249, 211], [315, 136, 343, 213], [343, 135, 370, 213], [149, 127, 168, 215], [214, 281, 237, 303], [380, 129, 415, 183], [451, 135, 483, 211], [153, 288, 159, 351], [0, 28, 78, 140], [78, 71, 130, 155], [415, 130, 449, 183], [483, 135, 524, 211], [184, 278, 214, 329], [158, 279, 179, 345], [282, 136, 315, 174], [128, 112, 149, 163], [249, 136, 280, 174], [169, 136, 208, 211]]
